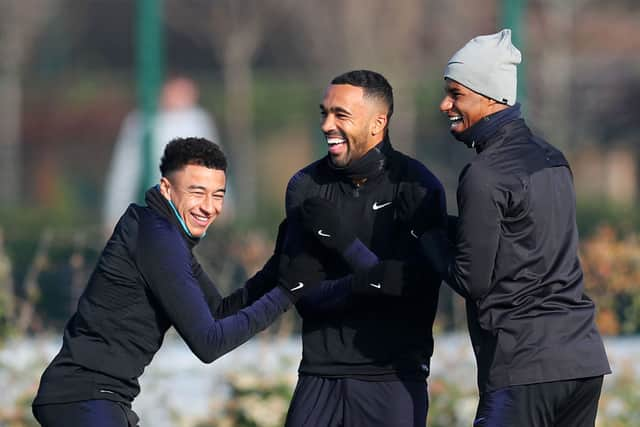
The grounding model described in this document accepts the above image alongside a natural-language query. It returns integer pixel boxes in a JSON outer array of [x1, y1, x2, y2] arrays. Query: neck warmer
[[145, 185, 200, 249], [326, 137, 390, 182], [454, 103, 521, 152]]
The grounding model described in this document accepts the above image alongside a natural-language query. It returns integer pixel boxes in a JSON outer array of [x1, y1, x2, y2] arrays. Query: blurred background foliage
[[0, 0, 639, 425], [0, 0, 637, 338]]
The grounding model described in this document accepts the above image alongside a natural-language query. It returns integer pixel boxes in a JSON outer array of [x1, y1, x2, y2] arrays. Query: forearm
[[341, 239, 379, 272], [177, 287, 291, 363], [295, 276, 353, 316]]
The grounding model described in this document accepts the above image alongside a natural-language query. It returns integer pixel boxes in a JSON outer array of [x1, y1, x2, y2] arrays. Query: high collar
[[326, 136, 392, 183], [145, 185, 200, 249], [454, 103, 521, 153]]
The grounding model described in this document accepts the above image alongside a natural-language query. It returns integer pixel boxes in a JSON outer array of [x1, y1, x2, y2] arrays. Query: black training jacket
[[285, 139, 446, 381], [33, 187, 289, 407], [447, 119, 610, 392]]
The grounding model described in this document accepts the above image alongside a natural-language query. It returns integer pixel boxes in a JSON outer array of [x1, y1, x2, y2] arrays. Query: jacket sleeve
[[448, 163, 503, 301], [195, 219, 289, 318], [190, 259, 251, 318], [138, 221, 290, 363]]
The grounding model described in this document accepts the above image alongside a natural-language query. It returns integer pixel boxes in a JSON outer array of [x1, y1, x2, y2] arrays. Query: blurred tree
[[0, 0, 61, 206], [0, 228, 15, 340], [165, 0, 297, 221], [288, 0, 437, 156]]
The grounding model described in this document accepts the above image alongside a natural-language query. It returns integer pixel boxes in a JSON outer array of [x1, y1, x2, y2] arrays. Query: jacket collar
[[325, 135, 392, 183], [454, 103, 521, 153], [145, 185, 200, 249]]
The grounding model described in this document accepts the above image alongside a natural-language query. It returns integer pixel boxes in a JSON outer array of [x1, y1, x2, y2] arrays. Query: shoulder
[[285, 158, 326, 214], [136, 206, 190, 257], [458, 160, 497, 195], [392, 150, 444, 192], [287, 158, 325, 189]]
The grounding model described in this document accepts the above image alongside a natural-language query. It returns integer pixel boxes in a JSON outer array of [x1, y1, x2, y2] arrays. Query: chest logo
[[372, 201, 392, 211]]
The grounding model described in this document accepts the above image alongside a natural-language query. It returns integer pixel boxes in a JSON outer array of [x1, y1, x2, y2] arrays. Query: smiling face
[[320, 84, 388, 167], [159, 164, 226, 238], [440, 78, 507, 135]]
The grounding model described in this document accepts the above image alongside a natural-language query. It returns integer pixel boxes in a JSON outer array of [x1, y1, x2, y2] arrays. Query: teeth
[[449, 116, 462, 122], [327, 137, 345, 145]]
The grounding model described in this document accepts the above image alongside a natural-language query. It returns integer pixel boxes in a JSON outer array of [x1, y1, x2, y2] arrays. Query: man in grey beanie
[[410, 29, 611, 426]]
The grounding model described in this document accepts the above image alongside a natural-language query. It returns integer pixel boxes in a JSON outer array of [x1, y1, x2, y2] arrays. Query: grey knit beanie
[[444, 29, 521, 106]]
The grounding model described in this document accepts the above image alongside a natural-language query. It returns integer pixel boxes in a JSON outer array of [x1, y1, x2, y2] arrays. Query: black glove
[[396, 187, 436, 239], [418, 228, 453, 279], [301, 196, 356, 253], [278, 252, 326, 303], [351, 260, 419, 297]]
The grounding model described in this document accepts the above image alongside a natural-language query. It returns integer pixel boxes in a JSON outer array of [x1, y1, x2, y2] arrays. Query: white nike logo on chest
[[372, 201, 392, 210]]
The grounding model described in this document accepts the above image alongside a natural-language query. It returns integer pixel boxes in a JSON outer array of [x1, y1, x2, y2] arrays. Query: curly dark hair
[[331, 70, 394, 120], [159, 137, 227, 177]]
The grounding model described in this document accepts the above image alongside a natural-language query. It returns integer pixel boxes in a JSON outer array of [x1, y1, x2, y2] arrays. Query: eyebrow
[[319, 104, 352, 116], [188, 185, 226, 193]]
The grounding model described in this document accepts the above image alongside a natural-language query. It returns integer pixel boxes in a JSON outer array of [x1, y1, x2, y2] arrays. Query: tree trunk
[[223, 46, 256, 220], [0, 46, 23, 205]]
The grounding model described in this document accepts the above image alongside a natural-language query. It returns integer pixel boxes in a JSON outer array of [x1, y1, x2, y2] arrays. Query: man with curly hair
[[32, 137, 322, 427]]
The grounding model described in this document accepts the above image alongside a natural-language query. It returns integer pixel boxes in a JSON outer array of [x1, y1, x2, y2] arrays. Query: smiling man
[[282, 70, 446, 427], [414, 30, 611, 426], [32, 137, 323, 427]]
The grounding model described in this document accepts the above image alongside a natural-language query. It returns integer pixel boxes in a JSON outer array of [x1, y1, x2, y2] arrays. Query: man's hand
[[396, 188, 435, 239], [351, 260, 420, 297], [418, 228, 454, 279], [278, 252, 326, 303], [301, 196, 356, 253]]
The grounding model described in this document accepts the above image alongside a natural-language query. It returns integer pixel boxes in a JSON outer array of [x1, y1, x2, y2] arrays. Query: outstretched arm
[[196, 219, 289, 319], [137, 222, 297, 363]]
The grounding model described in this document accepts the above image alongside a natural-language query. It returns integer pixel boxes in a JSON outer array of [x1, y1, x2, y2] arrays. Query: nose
[[321, 113, 335, 134], [440, 96, 453, 113], [200, 194, 215, 215]]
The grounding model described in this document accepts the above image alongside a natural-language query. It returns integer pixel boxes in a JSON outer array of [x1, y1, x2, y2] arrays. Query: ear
[[370, 113, 388, 136], [159, 177, 172, 201]]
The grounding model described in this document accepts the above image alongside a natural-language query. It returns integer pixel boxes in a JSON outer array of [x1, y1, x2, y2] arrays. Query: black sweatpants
[[473, 376, 604, 427], [285, 376, 428, 427], [33, 400, 139, 427]]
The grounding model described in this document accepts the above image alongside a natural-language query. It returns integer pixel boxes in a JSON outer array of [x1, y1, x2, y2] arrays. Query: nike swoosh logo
[[369, 283, 382, 289], [317, 230, 331, 237], [372, 201, 392, 210], [291, 282, 305, 291], [473, 417, 486, 426], [410, 229, 419, 239]]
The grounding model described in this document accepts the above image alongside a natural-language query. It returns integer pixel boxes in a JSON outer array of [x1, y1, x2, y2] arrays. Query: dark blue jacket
[[34, 187, 290, 406]]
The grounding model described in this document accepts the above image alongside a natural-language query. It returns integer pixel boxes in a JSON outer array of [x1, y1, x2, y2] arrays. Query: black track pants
[[473, 376, 604, 427], [33, 399, 139, 427], [285, 376, 428, 427]]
